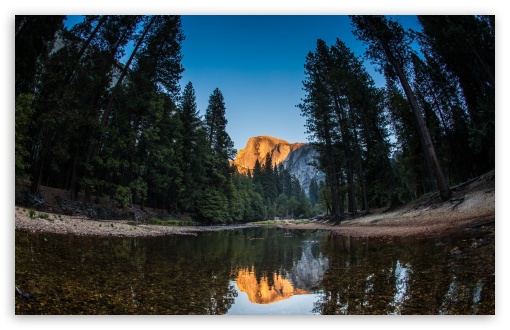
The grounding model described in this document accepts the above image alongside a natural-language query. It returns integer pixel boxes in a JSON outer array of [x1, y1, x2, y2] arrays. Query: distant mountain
[[232, 135, 324, 194]]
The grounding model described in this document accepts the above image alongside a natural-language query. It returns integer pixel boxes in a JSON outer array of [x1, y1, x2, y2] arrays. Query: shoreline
[[14, 206, 258, 237], [15, 170, 495, 238], [15, 200, 494, 239]]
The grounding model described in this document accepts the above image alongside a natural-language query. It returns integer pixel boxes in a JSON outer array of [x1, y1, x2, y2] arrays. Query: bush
[[149, 218, 163, 225], [37, 213, 49, 219], [148, 218, 196, 226], [114, 185, 131, 208]]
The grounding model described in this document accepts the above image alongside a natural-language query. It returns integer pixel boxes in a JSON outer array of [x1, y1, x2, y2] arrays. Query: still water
[[15, 225, 495, 315]]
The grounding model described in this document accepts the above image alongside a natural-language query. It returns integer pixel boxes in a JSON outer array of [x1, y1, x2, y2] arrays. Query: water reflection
[[313, 226, 495, 315], [15, 224, 494, 315], [288, 240, 329, 290], [230, 240, 329, 306], [389, 260, 411, 315], [234, 267, 308, 304]]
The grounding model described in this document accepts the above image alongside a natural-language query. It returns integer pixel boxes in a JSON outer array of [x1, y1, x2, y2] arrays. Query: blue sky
[[65, 15, 421, 152], [180, 15, 421, 151]]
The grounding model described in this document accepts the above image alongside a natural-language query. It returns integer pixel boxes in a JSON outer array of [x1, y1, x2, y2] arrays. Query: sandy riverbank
[[14, 207, 258, 237], [15, 170, 495, 238]]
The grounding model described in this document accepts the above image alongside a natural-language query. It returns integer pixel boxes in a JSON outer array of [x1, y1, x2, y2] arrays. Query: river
[[15, 224, 494, 314]]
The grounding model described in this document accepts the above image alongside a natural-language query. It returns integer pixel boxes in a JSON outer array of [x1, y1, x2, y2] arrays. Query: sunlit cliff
[[232, 135, 324, 194]]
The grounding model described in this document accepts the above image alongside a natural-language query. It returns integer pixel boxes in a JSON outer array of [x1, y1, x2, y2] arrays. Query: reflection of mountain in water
[[234, 241, 329, 304], [235, 267, 309, 304], [287, 241, 329, 290]]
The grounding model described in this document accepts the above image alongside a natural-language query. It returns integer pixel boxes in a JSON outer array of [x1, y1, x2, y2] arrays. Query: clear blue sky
[[62, 15, 422, 151], [180, 15, 421, 152], [64, 15, 421, 152]]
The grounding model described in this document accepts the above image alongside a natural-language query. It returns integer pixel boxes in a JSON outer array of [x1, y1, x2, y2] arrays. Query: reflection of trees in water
[[15, 227, 328, 314], [312, 228, 495, 315], [15, 231, 237, 314], [15, 225, 494, 315]]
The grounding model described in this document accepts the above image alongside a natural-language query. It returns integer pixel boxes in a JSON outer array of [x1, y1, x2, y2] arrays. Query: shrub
[[149, 218, 163, 225], [114, 185, 131, 208]]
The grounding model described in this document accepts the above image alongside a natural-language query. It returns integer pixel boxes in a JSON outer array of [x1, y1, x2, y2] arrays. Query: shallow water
[[15, 224, 494, 315]]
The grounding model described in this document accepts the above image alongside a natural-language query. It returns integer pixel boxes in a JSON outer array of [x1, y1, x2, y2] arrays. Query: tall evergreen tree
[[204, 88, 236, 186], [417, 15, 495, 175], [199, 88, 236, 223], [15, 15, 66, 97], [205, 88, 236, 160], [86, 15, 185, 205], [308, 178, 319, 209], [298, 39, 344, 219], [261, 152, 278, 204], [178, 81, 208, 211], [350, 15, 451, 201]]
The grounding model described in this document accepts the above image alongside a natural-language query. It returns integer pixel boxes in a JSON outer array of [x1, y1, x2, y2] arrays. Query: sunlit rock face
[[232, 135, 324, 194], [235, 267, 309, 304]]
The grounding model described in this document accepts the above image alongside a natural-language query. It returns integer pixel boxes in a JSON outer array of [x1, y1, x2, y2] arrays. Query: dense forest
[[299, 15, 494, 220], [15, 15, 494, 224], [15, 15, 312, 223]]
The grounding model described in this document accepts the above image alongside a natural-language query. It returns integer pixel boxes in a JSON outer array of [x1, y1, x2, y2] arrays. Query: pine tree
[[308, 179, 319, 209], [350, 15, 451, 201], [205, 88, 236, 162], [199, 88, 237, 222], [417, 15, 494, 175], [15, 15, 66, 97], [298, 39, 344, 219], [179, 82, 208, 211], [261, 152, 277, 203]]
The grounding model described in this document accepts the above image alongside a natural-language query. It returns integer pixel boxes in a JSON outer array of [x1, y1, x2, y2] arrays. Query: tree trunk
[[69, 148, 81, 200], [332, 94, 357, 215], [64, 16, 108, 85], [353, 127, 369, 213], [30, 130, 51, 194], [322, 190, 331, 215], [380, 41, 451, 201], [99, 15, 157, 132]]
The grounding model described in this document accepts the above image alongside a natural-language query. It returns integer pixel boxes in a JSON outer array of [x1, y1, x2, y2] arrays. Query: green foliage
[[308, 179, 319, 208], [28, 209, 36, 219], [197, 188, 229, 223], [114, 185, 131, 208], [130, 177, 148, 204], [148, 218, 195, 226], [228, 183, 245, 222], [15, 93, 35, 181]]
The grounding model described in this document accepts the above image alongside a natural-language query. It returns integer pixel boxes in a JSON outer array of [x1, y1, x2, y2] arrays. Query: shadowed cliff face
[[232, 135, 324, 194]]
